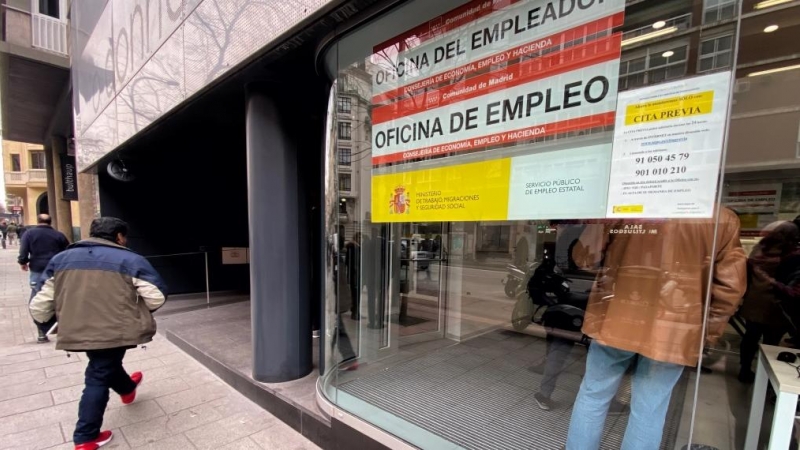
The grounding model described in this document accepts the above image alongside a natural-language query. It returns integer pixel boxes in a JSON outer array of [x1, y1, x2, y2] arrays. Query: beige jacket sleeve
[[29, 277, 56, 323]]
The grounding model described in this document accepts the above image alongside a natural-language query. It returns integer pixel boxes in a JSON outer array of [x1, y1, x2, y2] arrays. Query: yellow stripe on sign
[[372, 158, 512, 223], [625, 90, 714, 126], [613, 205, 644, 214]]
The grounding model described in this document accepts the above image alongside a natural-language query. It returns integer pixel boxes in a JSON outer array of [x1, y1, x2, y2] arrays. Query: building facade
[[63, 0, 800, 449], [0, 0, 78, 239], [3, 140, 49, 224]]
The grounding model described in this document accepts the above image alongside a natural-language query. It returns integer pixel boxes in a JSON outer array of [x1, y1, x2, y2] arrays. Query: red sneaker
[[120, 372, 143, 405], [74, 430, 113, 449]]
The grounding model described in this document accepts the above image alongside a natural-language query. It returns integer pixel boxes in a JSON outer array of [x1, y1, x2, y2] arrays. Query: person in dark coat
[[18, 214, 70, 342]]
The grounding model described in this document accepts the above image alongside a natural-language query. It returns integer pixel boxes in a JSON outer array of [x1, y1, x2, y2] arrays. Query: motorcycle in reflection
[[511, 258, 591, 334], [502, 261, 536, 298]]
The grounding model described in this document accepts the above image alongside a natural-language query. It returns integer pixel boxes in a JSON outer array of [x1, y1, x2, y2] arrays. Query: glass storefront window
[[321, 0, 800, 449]]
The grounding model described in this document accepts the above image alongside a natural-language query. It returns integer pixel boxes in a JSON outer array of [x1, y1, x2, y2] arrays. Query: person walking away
[[565, 208, 746, 450], [0, 220, 8, 249], [738, 221, 799, 382], [18, 214, 69, 342], [7, 221, 18, 246], [345, 233, 362, 320], [29, 217, 167, 450]]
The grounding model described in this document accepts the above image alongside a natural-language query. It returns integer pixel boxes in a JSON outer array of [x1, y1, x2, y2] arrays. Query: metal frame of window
[[703, 0, 737, 24], [338, 148, 352, 166], [337, 96, 352, 114], [10, 154, 21, 172], [338, 122, 352, 140], [30, 151, 46, 169], [698, 33, 734, 73], [619, 41, 689, 91], [339, 174, 352, 191]]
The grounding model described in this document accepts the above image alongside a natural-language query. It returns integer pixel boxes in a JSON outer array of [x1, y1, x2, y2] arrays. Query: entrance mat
[[340, 331, 688, 450]]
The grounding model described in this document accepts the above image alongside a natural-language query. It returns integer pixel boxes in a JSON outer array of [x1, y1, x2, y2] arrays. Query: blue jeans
[[28, 271, 55, 334], [74, 348, 137, 444], [566, 342, 684, 450]]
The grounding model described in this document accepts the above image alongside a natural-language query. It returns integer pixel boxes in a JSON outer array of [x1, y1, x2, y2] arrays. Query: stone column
[[245, 84, 311, 382]]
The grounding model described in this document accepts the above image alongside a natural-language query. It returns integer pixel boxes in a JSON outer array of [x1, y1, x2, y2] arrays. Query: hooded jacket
[[29, 238, 168, 351], [577, 208, 746, 366]]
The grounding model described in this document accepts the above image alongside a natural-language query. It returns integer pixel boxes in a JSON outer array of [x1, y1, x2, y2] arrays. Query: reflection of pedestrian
[[18, 214, 69, 343], [739, 221, 799, 383], [566, 209, 746, 450], [345, 233, 362, 320]]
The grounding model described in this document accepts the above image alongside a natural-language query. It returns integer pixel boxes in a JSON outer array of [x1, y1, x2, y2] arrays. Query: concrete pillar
[[245, 84, 311, 383], [77, 172, 99, 239]]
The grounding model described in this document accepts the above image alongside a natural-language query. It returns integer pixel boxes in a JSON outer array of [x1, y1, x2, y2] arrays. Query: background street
[[0, 248, 319, 450]]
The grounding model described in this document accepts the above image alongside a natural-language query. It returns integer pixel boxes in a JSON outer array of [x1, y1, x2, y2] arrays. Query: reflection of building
[[3, 140, 49, 224], [0, 0, 79, 238], [337, 64, 373, 241]]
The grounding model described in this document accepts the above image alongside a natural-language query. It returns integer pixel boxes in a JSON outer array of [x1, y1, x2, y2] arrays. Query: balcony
[[5, 170, 48, 186], [32, 13, 68, 56]]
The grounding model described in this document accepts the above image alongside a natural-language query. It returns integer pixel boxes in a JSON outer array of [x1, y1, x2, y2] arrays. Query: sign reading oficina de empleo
[[364, 0, 731, 223]]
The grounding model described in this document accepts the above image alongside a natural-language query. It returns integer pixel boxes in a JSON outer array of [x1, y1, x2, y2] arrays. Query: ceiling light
[[764, 24, 779, 32], [748, 64, 800, 77], [621, 27, 678, 46], [662, 50, 675, 58], [755, 0, 792, 9], [653, 20, 666, 29]]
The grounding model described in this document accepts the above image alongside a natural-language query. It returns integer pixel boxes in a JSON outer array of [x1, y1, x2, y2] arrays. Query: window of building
[[703, 0, 737, 24], [339, 198, 348, 214], [338, 122, 352, 140], [339, 174, 352, 191], [337, 96, 352, 114], [619, 45, 688, 91], [10, 154, 21, 172], [30, 151, 46, 170], [699, 34, 734, 73], [339, 148, 352, 166], [37, 0, 61, 19]]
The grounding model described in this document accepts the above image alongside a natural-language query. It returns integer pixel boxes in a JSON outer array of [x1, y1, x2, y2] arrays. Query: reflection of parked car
[[401, 238, 431, 271]]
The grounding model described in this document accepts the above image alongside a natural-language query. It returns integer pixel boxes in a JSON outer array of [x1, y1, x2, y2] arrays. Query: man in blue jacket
[[30, 217, 167, 450], [18, 214, 69, 342]]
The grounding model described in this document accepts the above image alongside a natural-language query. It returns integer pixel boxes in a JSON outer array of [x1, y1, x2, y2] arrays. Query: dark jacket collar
[[69, 237, 131, 251]]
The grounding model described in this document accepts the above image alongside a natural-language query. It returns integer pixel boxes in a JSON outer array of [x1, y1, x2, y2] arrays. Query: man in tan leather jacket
[[566, 208, 746, 450]]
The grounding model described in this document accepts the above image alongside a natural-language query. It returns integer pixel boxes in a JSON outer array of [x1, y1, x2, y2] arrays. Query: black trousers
[[740, 321, 786, 373], [73, 348, 136, 444]]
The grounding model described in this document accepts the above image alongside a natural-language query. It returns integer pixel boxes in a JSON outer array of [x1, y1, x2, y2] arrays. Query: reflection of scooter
[[511, 259, 590, 333], [502, 262, 536, 297]]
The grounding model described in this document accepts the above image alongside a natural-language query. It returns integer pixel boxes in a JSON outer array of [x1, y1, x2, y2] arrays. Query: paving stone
[[155, 380, 230, 414], [120, 402, 224, 447], [184, 411, 278, 450], [0, 367, 47, 387], [128, 432, 195, 449], [217, 436, 262, 450], [250, 420, 322, 450], [0, 423, 65, 450], [0, 391, 53, 418]]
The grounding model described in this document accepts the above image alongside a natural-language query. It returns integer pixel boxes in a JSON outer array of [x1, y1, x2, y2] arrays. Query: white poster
[[606, 72, 732, 218], [507, 144, 613, 220]]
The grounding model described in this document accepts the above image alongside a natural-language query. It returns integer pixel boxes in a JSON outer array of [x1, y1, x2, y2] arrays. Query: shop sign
[[606, 71, 733, 218], [722, 184, 781, 237], [60, 155, 79, 201], [370, 0, 625, 222]]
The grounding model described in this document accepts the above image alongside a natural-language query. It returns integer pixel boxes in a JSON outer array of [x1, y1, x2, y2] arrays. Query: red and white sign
[[370, 0, 624, 167]]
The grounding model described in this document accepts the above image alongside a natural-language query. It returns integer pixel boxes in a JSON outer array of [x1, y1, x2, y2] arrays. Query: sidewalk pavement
[[0, 247, 321, 450]]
